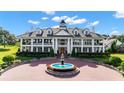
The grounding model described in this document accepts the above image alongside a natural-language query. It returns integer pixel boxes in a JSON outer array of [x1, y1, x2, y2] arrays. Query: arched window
[[83, 28, 90, 35], [36, 29, 43, 36], [73, 28, 79, 35], [47, 28, 53, 35]]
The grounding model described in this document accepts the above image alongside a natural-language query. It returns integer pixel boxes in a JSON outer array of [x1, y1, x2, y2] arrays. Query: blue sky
[[0, 11, 124, 36]]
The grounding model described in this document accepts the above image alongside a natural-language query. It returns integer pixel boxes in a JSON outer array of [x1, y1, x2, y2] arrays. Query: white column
[[55, 39, 58, 54], [36, 47, 38, 52], [42, 38, 44, 52], [92, 39, 94, 53], [52, 38, 54, 50], [20, 38, 22, 52], [31, 38, 33, 52], [67, 38, 70, 54], [71, 38, 73, 53], [81, 39, 83, 52], [103, 40, 105, 53]]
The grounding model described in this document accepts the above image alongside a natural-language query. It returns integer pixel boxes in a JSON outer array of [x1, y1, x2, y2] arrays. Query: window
[[33, 39, 42, 44], [22, 39, 31, 45], [44, 39, 52, 45], [36, 30, 43, 36], [94, 39, 103, 45], [47, 28, 53, 35], [38, 47, 42, 52], [73, 29, 78, 35], [73, 39, 81, 45], [83, 28, 90, 36], [83, 39, 92, 45], [44, 47, 51, 52], [33, 47, 37, 52]]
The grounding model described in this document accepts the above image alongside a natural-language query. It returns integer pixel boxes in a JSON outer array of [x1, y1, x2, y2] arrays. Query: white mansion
[[19, 20, 106, 54]]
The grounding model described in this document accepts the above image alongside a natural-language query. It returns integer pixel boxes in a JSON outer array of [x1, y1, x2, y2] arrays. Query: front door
[[60, 47, 64, 54]]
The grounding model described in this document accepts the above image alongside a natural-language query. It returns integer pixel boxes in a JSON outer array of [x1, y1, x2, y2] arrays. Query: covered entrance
[[58, 47, 67, 54]]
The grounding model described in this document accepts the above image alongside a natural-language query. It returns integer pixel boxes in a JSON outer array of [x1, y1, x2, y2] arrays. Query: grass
[[0, 45, 19, 64], [0, 44, 36, 64], [111, 53, 124, 61]]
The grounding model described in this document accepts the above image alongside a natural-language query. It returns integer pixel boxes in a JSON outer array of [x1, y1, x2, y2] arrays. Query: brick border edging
[[69, 57, 124, 77], [0, 57, 56, 75]]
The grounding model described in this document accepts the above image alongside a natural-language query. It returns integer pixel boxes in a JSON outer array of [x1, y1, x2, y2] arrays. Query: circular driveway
[[0, 58, 123, 81]]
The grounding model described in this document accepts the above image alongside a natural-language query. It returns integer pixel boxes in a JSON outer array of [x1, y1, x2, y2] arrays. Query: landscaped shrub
[[120, 62, 124, 71], [2, 55, 15, 66], [106, 48, 112, 53], [71, 48, 75, 57], [1, 63, 8, 69], [108, 56, 122, 67], [16, 52, 51, 58], [50, 48, 55, 57], [75, 53, 110, 58]]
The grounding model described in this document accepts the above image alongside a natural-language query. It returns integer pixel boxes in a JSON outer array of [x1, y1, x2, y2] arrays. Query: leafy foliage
[[2, 55, 15, 66], [50, 48, 55, 57], [71, 48, 76, 57], [120, 62, 124, 71], [0, 27, 16, 45], [117, 35, 124, 43], [108, 56, 122, 67], [1, 63, 8, 69], [111, 41, 118, 53]]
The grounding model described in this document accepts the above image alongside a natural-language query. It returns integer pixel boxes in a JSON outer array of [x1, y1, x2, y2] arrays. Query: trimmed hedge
[[1, 63, 8, 69], [2, 55, 15, 66], [108, 56, 122, 67], [72, 53, 110, 58], [16, 52, 54, 58], [121, 62, 124, 71]]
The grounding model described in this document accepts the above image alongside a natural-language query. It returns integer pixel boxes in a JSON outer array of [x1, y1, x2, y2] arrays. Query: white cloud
[[41, 17, 49, 20], [52, 16, 68, 22], [28, 19, 40, 25], [110, 30, 120, 35], [68, 18, 87, 25], [114, 11, 124, 18], [51, 25, 59, 28], [42, 11, 55, 15], [89, 21, 100, 26], [52, 15, 87, 25]]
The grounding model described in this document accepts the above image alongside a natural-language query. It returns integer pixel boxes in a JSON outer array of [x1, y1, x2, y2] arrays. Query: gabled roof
[[18, 20, 104, 39], [18, 27, 104, 39]]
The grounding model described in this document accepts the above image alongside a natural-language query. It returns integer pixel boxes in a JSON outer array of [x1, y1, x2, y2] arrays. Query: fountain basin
[[46, 63, 80, 77]]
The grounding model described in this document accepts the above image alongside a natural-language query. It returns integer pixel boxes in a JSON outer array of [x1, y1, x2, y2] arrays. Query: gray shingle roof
[[18, 27, 104, 39]]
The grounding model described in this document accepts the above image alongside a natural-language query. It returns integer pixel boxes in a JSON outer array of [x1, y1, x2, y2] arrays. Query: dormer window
[[36, 29, 43, 36], [47, 28, 53, 35], [74, 30, 78, 35], [83, 28, 90, 36], [73, 28, 79, 35]]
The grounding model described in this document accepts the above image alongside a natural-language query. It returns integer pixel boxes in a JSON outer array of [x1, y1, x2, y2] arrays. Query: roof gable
[[54, 30, 72, 36]]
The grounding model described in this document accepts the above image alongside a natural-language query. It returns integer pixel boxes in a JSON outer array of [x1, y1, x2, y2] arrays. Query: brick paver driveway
[[0, 58, 123, 81]]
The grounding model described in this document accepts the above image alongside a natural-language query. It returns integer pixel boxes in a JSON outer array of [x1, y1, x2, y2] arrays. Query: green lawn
[[111, 53, 124, 61], [0, 45, 35, 64], [0, 45, 18, 64]]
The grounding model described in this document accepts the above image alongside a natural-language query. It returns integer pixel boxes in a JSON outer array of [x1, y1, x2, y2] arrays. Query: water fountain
[[46, 53, 80, 77]]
